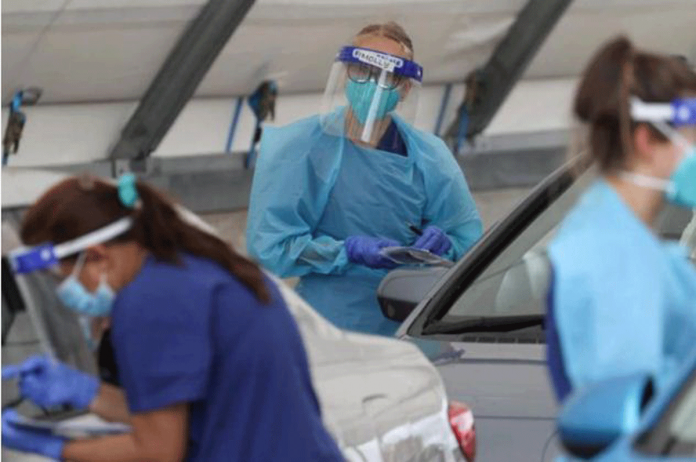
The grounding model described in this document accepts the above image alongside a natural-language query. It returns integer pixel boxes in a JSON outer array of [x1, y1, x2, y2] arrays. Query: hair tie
[[117, 173, 140, 209]]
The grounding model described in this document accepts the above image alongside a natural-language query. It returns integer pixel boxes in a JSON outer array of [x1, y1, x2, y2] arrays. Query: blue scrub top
[[376, 120, 408, 156], [110, 254, 343, 462]]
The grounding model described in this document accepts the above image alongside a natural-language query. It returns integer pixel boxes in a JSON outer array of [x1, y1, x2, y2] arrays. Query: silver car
[[379, 160, 696, 462], [1, 170, 474, 462]]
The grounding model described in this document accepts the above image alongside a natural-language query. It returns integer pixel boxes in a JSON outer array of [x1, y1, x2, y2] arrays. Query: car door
[[397, 160, 695, 462]]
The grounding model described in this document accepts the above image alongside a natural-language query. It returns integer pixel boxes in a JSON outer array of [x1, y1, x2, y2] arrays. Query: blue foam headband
[[336, 46, 423, 83]]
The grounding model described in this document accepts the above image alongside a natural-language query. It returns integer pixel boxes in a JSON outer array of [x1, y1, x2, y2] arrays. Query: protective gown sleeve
[[409, 128, 483, 261], [246, 116, 349, 277]]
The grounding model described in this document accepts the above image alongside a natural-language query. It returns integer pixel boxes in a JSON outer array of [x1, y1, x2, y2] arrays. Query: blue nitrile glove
[[3, 356, 99, 410], [2, 409, 65, 460], [345, 236, 399, 269], [413, 226, 452, 256]]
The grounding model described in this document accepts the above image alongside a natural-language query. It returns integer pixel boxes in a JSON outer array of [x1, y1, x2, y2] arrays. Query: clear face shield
[[321, 46, 423, 146], [7, 217, 133, 353], [624, 97, 696, 209]]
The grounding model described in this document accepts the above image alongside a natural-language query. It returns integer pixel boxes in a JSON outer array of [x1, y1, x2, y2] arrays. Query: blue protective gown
[[246, 113, 482, 336], [548, 180, 696, 398]]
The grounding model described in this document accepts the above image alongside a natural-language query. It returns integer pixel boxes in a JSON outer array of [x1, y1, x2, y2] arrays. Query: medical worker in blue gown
[[1, 174, 343, 462], [546, 36, 696, 402], [247, 22, 482, 336]]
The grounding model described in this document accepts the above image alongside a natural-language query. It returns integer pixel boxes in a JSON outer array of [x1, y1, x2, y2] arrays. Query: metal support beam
[[108, 0, 256, 170], [445, 0, 573, 145]]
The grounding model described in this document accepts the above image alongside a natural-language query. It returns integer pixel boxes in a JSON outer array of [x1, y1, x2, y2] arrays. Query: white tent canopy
[[2, 0, 695, 169]]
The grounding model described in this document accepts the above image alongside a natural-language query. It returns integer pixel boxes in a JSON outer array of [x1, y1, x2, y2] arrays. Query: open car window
[[434, 169, 696, 333], [440, 169, 594, 322]]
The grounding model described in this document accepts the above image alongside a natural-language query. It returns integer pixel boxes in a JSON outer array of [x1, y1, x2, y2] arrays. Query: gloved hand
[[2, 409, 65, 460], [413, 226, 452, 256], [345, 236, 399, 269], [2, 355, 99, 410]]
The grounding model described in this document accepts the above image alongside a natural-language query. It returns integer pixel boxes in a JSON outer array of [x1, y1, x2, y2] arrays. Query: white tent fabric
[[1, 0, 695, 168]]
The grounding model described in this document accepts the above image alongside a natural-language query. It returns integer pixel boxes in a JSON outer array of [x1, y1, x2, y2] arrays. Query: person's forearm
[[89, 383, 131, 424], [62, 433, 183, 462], [62, 434, 147, 462]]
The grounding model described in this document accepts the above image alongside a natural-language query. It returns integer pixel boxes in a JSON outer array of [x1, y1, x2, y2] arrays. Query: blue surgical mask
[[57, 254, 115, 317], [666, 145, 696, 209], [622, 132, 696, 209], [346, 79, 400, 125]]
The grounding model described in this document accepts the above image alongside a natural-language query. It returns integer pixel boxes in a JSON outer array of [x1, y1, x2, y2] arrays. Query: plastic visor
[[320, 46, 423, 146], [8, 217, 133, 275]]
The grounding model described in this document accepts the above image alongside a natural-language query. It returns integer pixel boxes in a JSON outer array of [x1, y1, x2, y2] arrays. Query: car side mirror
[[558, 373, 654, 459], [377, 267, 450, 322]]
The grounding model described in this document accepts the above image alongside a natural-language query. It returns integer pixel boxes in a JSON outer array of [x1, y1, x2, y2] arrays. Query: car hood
[[406, 336, 558, 420], [274, 279, 462, 461]]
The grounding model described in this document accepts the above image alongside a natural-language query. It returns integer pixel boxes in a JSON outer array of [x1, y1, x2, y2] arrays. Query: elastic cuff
[[45, 437, 66, 460], [75, 376, 101, 410]]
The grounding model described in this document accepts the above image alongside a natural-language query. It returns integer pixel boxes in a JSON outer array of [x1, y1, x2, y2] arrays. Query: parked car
[[1, 169, 474, 462], [379, 159, 696, 462], [558, 347, 696, 460]]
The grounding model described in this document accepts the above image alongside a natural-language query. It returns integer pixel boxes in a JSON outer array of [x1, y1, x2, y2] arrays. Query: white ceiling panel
[[2, 0, 694, 105], [2, 0, 522, 104], [526, 0, 696, 78]]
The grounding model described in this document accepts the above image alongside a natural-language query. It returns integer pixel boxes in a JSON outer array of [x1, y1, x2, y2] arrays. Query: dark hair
[[355, 22, 414, 59], [574, 36, 696, 172], [20, 174, 270, 303]]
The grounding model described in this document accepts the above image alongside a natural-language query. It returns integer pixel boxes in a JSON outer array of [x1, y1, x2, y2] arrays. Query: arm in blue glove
[[246, 122, 350, 278], [412, 226, 452, 256], [414, 132, 483, 261], [345, 236, 399, 270], [3, 355, 99, 410], [2, 409, 65, 460]]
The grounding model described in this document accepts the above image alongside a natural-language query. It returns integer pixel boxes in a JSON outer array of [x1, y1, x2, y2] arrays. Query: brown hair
[[20, 175, 270, 303], [574, 36, 696, 172], [355, 22, 414, 59]]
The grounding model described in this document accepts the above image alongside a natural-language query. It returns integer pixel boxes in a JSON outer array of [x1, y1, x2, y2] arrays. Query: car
[[378, 158, 696, 462], [557, 346, 696, 461], [1, 169, 474, 462]]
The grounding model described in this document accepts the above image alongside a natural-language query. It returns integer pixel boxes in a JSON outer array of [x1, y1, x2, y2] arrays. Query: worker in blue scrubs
[[247, 22, 482, 336], [2, 174, 344, 462], [546, 36, 696, 402]]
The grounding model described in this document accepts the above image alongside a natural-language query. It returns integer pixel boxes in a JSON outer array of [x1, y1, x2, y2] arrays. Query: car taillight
[[449, 401, 476, 462]]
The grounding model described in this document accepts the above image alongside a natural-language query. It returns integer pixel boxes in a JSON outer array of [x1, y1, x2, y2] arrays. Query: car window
[[441, 175, 696, 323], [442, 169, 595, 320], [681, 211, 696, 262]]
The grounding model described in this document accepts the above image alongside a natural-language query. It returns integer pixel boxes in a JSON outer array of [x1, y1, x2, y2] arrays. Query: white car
[[1, 169, 475, 462]]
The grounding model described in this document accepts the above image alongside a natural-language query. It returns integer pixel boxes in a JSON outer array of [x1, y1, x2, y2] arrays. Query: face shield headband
[[8, 217, 133, 275], [624, 97, 696, 208]]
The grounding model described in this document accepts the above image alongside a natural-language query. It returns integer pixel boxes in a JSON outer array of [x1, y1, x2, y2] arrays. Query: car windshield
[[434, 166, 696, 333]]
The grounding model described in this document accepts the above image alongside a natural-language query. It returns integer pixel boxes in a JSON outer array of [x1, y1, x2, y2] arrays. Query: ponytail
[[134, 182, 271, 303], [573, 36, 696, 172], [21, 175, 270, 304]]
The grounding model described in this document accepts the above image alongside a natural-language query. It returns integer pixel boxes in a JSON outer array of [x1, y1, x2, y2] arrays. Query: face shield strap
[[630, 97, 696, 127], [9, 217, 134, 275], [631, 97, 696, 152], [337, 46, 423, 82]]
